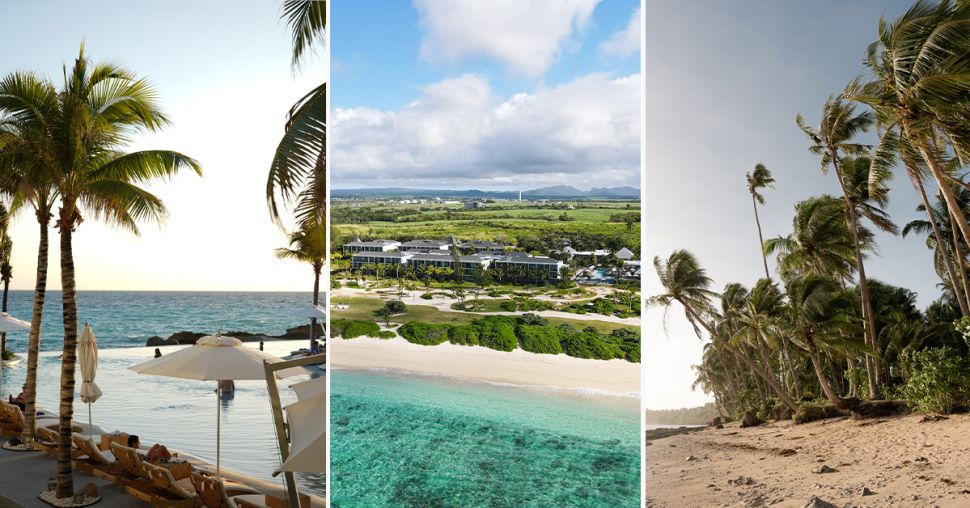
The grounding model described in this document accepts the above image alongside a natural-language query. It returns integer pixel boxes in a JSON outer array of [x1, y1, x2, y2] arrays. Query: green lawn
[[331, 296, 638, 334]]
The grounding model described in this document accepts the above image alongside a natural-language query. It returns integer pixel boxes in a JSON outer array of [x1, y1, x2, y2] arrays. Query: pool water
[[0, 341, 324, 497]]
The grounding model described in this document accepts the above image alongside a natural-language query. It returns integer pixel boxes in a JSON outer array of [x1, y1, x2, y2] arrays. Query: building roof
[[461, 240, 506, 249], [615, 247, 636, 259], [495, 254, 560, 265], [345, 239, 401, 248], [400, 239, 451, 248]]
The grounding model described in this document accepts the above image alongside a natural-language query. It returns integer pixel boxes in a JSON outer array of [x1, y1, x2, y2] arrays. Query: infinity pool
[[0, 341, 324, 497]]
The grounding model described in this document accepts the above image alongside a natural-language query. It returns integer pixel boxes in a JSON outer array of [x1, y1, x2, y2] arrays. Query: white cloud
[[332, 72, 641, 189], [599, 5, 642, 58], [413, 0, 601, 78]]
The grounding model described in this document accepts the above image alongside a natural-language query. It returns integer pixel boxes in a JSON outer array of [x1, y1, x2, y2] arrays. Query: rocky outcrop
[[144, 324, 324, 346], [740, 411, 763, 428]]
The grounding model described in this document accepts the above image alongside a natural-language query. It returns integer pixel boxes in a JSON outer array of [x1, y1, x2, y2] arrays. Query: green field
[[331, 296, 638, 334], [331, 200, 641, 252]]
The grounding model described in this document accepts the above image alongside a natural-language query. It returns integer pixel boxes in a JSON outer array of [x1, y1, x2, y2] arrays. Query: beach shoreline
[[646, 414, 970, 507], [330, 336, 640, 400]]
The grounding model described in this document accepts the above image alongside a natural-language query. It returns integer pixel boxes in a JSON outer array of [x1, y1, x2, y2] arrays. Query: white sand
[[646, 414, 970, 507], [330, 336, 640, 398]]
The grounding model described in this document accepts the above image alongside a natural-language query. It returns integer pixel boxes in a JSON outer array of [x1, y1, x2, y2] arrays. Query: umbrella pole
[[216, 382, 221, 479], [88, 403, 92, 439]]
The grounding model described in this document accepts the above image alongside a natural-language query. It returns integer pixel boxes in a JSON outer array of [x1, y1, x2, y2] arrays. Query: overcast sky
[[0, 1, 323, 291], [331, 0, 642, 191], [644, 0, 942, 410]]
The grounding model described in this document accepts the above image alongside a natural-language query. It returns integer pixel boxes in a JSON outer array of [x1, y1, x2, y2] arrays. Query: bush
[[518, 313, 548, 326], [330, 279, 341, 289], [474, 316, 519, 352], [420, 293, 434, 300], [516, 325, 563, 355], [346, 281, 360, 288], [901, 347, 970, 414], [562, 331, 623, 360], [398, 321, 451, 346], [610, 328, 641, 363], [378, 330, 397, 339], [448, 325, 480, 346], [499, 300, 518, 312], [330, 319, 349, 337], [384, 300, 407, 314], [342, 320, 381, 339]]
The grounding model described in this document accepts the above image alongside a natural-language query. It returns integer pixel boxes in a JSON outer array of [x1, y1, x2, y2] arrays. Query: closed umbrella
[[128, 333, 306, 477], [78, 322, 102, 438], [275, 392, 324, 474], [0, 312, 30, 405]]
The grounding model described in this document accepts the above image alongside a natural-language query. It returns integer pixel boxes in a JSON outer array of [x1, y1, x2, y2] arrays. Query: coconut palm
[[267, 0, 326, 230], [0, 72, 62, 447], [764, 196, 860, 281], [746, 163, 775, 279], [31, 46, 200, 498], [0, 204, 10, 360], [904, 185, 970, 315], [797, 99, 887, 397], [846, 0, 970, 250], [276, 219, 325, 345]]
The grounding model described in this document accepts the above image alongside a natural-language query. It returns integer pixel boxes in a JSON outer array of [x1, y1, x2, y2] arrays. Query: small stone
[[861, 487, 874, 496], [915, 456, 928, 463], [686, 455, 698, 461], [803, 496, 838, 508], [814, 465, 837, 474]]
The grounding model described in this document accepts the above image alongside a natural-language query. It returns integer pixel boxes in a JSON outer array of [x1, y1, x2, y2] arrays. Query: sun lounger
[[72, 434, 119, 480], [143, 461, 198, 508], [110, 442, 157, 499], [190, 473, 261, 508], [0, 401, 59, 437]]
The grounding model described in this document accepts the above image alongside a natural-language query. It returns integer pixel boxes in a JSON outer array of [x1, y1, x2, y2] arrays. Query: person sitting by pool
[[128, 434, 173, 462], [8, 384, 26, 410], [310, 340, 321, 355]]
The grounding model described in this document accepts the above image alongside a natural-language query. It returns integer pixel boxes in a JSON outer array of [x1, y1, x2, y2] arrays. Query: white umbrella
[[289, 376, 325, 401], [0, 312, 30, 333], [275, 393, 324, 474], [128, 333, 306, 477], [78, 323, 102, 438]]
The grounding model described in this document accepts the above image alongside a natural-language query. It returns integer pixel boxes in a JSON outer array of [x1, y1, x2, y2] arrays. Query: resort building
[[459, 240, 507, 252], [407, 252, 492, 281], [350, 251, 411, 270], [615, 247, 637, 260], [491, 252, 563, 283], [399, 238, 456, 252], [561, 246, 612, 261], [342, 235, 401, 254]]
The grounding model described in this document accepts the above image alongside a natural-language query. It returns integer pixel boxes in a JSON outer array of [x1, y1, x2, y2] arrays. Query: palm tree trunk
[[831, 152, 881, 398], [22, 214, 50, 446], [919, 143, 970, 257], [1, 277, 8, 360], [945, 203, 970, 314], [751, 195, 770, 279], [55, 221, 79, 499], [310, 264, 321, 347], [910, 168, 969, 316], [804, 335, 850, 410]]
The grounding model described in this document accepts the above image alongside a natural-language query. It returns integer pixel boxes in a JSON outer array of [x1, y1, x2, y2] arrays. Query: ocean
[[0, 290, 323, 497], [329, 369, 641, 507]]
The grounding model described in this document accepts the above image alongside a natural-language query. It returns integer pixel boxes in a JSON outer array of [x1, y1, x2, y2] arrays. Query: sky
[[0, 0, 324, 291], [331, 0, 643, 191], [644, 0, 946, 410]]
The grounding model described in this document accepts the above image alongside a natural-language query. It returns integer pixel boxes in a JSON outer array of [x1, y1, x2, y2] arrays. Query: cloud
[[599, 5, 642, 58], [332, 72, 641, 189], [413, 0, 601, 78]]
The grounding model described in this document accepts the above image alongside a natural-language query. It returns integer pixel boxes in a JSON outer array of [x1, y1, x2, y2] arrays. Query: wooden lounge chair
[[0, 401, 59, 437], [143, 461, 198, 508], [72, 435, 118, 479], [110, 442, 156, 499], [190, 473, 263, 508], [34, 426, 60, 457]]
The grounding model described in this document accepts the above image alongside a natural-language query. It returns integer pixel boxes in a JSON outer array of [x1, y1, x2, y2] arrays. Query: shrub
[[420, 293, 434, 300], [330, 319, 349, 337], [346, 281, 360, 288], [474, 316, 519, 352], [330, 279, 341, 289], [516, 325, 563, 355], [448, 325, 480, 346], [901, 347, 970, 414], [610, 328, 641, 363], [562, 331, 623, 360], [378, 330, 397, 339], [518, 313, 548, 326], [384, 300, 407, 314], [398, 321, 451, 346], [499, 300, 518, 312], [342, 320, 381, 339]]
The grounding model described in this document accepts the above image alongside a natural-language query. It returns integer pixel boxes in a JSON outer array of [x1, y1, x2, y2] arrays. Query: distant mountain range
[[332, 185, 640, 200]]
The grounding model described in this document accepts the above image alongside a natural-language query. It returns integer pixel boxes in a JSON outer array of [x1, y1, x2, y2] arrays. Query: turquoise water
[[0, 291, 323, 497], [330, 369, 640, 507], [0, 290, 313, 352]]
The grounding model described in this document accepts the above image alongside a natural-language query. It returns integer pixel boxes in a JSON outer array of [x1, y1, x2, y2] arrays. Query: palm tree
[[746, 163, 774, 279], [797, 99, 887, 397], [267, 0, 326, 230], [37, 46, 200, 498], [764, 196, 859, 281], [276, 219, 325, 346], [846, 0, 970, 250], [0, 71, 62, 447], [0, 203, 11, 360]]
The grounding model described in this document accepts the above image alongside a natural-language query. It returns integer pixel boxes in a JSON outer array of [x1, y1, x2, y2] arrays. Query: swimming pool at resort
[[329, 369, 640, 507], [0, 341, 324, 497]]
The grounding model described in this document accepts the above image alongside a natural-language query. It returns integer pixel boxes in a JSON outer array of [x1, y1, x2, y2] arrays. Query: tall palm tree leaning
[[846, 0, 970, 258], [267, 0, 326, 231], [20, 45, 200, 499], [796, 97, 883, 398], [0, 73, 59, 447], [276, 219, 326, 346], [746, 164, 774, 279]]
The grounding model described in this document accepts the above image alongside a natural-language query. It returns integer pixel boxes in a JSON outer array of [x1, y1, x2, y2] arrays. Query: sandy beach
[[646, 414, 970, 507], [330, 336, 640, 398]]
